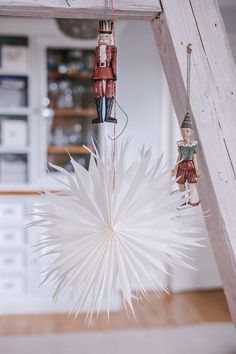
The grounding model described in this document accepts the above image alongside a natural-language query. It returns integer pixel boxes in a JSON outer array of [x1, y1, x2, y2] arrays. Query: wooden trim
[[0, 191, 41, 195], [152, 0, 236, 326], [0, 291, 230, 335], [0, 190, 64, 195], [48, 146, 94, 154], [52, 108, 96, 117], [0, 1, 162, 20], [48, 72, 92, 80]]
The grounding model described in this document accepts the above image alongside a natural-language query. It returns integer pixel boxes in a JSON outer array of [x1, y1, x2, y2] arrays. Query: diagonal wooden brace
[[152, 0, 236, 326]]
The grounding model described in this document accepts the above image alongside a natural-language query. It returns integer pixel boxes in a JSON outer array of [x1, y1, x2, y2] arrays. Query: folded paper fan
[[31, 139, 202, 321]]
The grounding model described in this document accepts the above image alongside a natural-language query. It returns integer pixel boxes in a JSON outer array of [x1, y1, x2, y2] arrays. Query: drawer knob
[[4, 233, 13, 240]]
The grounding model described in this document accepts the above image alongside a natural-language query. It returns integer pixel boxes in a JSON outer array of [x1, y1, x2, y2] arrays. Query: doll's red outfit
[[93, 45, 117, 98], [176, 141, 198, 184], [92, 44, 117, 124]]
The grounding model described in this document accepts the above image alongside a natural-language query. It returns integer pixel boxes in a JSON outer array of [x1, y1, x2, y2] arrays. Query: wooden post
[[152, 0, 236, 325]]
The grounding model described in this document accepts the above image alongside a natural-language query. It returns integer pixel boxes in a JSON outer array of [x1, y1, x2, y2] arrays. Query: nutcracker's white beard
[[100, 45, 106, 63]]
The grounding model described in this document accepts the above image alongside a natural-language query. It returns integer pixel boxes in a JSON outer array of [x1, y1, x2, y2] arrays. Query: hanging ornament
[[31, 139, 202, 321], [92, 20, 117, 124], [56, 19, 98, 39], [171, 44, 201, 207]]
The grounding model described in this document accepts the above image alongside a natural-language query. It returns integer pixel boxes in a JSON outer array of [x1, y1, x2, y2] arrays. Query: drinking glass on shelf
[[47, 51, 57, 71], [84, 52, 95, 72], [68, 50, 84, 73], [57, 80, 73, 109], [82, 84, 94, 109], [52, 127, 67, 146], [48, 80, 59, 109], [72, 84, 85, 109], [66, 124, 83, 145]]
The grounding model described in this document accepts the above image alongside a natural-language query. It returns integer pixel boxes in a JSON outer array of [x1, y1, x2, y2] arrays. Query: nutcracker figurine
[[171, 112, 201, 207], [92, 20, 117, 124]]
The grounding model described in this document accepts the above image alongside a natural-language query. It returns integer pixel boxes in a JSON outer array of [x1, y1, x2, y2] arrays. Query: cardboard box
[[1, 45, 28, 72], [0, 155, 27, 183], [1, 119, 27, 146]]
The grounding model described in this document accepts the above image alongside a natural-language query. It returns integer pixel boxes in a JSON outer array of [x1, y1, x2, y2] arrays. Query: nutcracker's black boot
[[104, 97, 117, 123], [92, 97, 103, 124]]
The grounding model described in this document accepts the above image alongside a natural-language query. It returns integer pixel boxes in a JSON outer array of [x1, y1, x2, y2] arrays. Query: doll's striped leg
[[104, 80, 117, 123]]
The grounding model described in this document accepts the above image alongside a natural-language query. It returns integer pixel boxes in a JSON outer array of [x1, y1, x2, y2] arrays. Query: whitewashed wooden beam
[[152, 0, 236, 325], [0, 0, 161, 19]]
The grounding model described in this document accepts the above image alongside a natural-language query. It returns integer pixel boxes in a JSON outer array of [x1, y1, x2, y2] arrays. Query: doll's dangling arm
[[112, 46, 117, 81]]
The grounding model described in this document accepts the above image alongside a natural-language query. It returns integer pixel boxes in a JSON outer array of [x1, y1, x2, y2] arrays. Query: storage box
[[0, 275, 25, 296], [0, 76, 27, 107], [0, 155, 27, 183], [0, 228, 24, 247], [1, 45, 28, 72], [1, 119, 27, 146], [0, 202, 24, 220], [0, 251, 25, 272]]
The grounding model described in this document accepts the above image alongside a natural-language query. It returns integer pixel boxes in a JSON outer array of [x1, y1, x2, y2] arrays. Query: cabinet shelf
[[48, 71, 93, 80], [0, 107, 30, 115], [48, 146, 93, 154], [0, 70, 30, 77], [52, 108, 96, 117], [0, 146, 29, 154]]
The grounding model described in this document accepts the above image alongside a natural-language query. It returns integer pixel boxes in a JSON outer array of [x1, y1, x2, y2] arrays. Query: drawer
[[0, 229, 25, 247], [0, 203, 24, 220], [0, 276, 25, 295], [0, 252, 25, 272]]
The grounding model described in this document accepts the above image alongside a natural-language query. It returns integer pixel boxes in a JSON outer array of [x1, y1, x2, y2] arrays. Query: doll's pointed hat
[[181, 112, 192, 129]]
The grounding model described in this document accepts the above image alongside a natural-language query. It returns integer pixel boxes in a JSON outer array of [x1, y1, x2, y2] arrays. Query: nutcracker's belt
[[97, 62, 112, 67]]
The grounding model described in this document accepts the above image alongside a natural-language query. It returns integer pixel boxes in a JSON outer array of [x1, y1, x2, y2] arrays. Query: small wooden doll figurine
[[171, 112, 201, 206], [92, 20, 117, 124]]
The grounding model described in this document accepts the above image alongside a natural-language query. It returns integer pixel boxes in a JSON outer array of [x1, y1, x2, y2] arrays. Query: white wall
[[102, 20, 178, 166]]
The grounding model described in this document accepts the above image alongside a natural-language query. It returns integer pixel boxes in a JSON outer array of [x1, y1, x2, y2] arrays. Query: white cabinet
[[0, 195, 121, 314], [0, 276, 25, 296], [0, 18, 109, 315], [0, 20, 98, 191], [0, 203, 24, 220], [0, 228, 25, 246], [0, 195, 72, 313]]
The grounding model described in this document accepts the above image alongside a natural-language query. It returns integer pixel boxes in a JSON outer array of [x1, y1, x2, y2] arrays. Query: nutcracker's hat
[[181, 112, 192, 129], [99, 20, 113, 34]]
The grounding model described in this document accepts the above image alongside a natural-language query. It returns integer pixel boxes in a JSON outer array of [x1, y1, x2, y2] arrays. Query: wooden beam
[[152, 0, 236, 325], [0, 0, 161, 19]]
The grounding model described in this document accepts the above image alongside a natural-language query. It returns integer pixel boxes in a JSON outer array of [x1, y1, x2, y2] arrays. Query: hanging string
[[110, 0, 117, 190], [186, 43, 192, 113], [108, 99, 129, 140]]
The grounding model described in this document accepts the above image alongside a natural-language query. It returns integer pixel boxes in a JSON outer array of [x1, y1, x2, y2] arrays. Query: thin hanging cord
[[111, 0, 117, 190], [186, 43, 192, 113], [108, 99, 128, 140]]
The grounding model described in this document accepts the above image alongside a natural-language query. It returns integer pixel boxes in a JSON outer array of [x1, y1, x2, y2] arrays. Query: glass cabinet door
[[45, 47, 98, 172]]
